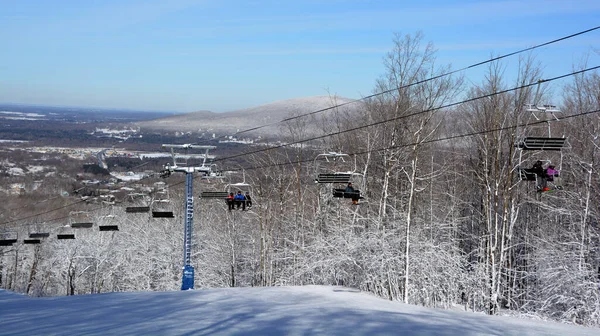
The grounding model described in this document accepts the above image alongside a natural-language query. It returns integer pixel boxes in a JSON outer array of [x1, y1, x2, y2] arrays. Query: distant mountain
[[136, 96, 364, 137]]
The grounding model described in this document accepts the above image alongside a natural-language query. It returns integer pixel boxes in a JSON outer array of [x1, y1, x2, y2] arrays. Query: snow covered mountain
[[1, 286, 597, 335], [137, 96, 364, 137]]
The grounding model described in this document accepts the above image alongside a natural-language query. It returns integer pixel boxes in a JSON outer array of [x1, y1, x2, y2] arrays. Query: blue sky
[[1, 0, 599, 112]]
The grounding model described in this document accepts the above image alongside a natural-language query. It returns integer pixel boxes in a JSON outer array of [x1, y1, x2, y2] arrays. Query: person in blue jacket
[[234, 191, 246, 210]]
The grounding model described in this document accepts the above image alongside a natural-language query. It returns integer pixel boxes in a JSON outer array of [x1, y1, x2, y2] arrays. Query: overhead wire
[[199, 25, 600, 140], [227, 107, 600, 173], [2, 24, 599, 228], [2, 65, 599, 228], [212, 66, 600, 163]]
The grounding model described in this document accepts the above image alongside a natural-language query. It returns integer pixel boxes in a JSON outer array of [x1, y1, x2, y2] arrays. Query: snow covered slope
[[137, 96, 364, 137], [0, 286, 597, 335]]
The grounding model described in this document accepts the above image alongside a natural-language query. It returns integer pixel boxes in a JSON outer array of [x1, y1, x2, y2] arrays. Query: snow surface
[[137, 95, 364, 137], [0, 286, 597, 336]]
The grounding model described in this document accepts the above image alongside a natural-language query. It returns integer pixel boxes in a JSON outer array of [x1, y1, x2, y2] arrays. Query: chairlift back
[[517, 137, 566, 151], [29, 232, 50, 238], [314, 152, 360, 183], [200, 191, 229, 198]]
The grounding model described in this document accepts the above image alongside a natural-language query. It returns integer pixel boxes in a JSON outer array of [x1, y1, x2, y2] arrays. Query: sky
[[1, 0, 600, 113], [1, 285, 599, 335]]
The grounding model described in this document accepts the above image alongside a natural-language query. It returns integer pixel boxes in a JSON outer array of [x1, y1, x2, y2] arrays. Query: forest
[[1, 32, 599, 327]]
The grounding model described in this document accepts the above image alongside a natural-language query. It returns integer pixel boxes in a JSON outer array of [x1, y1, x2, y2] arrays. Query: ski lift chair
[[519, 160, 563, 192], [200, 190, 230, 210], [518, 102, 566, 151], [227, 182, 253, 210], [152, 199, 175, 218], [0, 231, 18, 246], [125, 193, 151, 213], [98, 214, 119, 231], [151, 187, 174, 218], [57, 225, 75, 240], [519, 168, 538, 182], [23, 227, 48, 244], [314, 152, 356, 183], [199, 168, 228, 202], [517, 97, 566, 192], [314, 152, 365, 203], [29, 232, 50, 239], [332, 185, 364, 203], [200, 191, 229, 198], [25, 231, 49, 244], [517, 137, 566, 151], [69, 211, 94, 229]]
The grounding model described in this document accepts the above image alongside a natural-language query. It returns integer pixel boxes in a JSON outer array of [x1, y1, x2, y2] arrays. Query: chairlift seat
[[24, 239, 41, 244], [333, 188, 363, 199], [99, 225, 119, 231], [517, 137, 565, 151], [0, 239, 17, 246], [126, 206, 150, 213], [29, 233, 50, 238], [57, 234, 75, 240], [152, 211, 175, 218], [317, 173, 352, 184], [201, 191, 229, 198], [71, 222, 93, 229], [519, 169, 537, 181]]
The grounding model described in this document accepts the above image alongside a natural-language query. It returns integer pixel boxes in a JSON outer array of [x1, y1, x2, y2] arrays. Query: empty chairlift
[[98, 214, 119, 232], [152, 188, 174, 218], [57, 225, 76, 240], [69, 211, 94, 229], [0, 231, 18, 246], [25, 232, 50, 245], [199, 167, 229, 206], [125, 193, 151, 213]]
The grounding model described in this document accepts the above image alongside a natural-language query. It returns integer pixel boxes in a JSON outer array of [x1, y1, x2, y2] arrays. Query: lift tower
[[161, 144, 216, 290]]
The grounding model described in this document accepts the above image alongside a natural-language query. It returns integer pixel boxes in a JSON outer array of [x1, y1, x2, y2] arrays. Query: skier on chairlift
[[226, 192, 235, 211], [244, 191, 252, 209], [526, 160, 548, 191], [545, 165, 559, 182], [345, 183, 360, 205], [234, 191, 246, 210]]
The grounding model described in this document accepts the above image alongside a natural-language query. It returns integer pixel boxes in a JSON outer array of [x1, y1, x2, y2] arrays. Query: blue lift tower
[[161, 144, 217, 290]]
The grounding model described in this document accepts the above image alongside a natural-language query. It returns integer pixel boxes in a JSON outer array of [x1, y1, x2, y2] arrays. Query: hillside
[[137, 96, 364, 137], [2, 286, 598, 335]]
